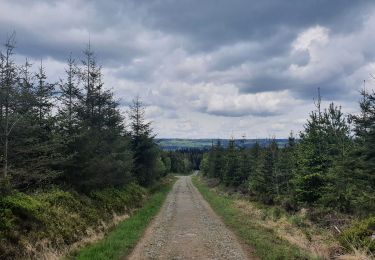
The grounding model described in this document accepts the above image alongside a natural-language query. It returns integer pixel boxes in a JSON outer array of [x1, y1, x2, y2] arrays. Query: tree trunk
[[3, 133, 8, 178]]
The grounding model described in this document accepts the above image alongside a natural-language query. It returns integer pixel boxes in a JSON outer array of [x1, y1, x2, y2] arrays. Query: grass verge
[[192, 176, 318, 260], [74, 177, 176, 260]]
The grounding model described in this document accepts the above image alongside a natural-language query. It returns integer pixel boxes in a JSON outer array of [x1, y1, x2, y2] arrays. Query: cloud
[[204, 90, 299, 117], [0, 0, 374, 138]]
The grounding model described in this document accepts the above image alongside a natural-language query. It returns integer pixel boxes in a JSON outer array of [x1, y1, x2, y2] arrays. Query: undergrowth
[[0, 182, 151, 259], [193, 176, 321, 259], [193, 176, 375, 259], [74, 176, 175, 259]]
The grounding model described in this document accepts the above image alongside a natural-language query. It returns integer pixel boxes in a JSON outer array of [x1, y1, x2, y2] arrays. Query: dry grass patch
[[232, 199, 375, 260]]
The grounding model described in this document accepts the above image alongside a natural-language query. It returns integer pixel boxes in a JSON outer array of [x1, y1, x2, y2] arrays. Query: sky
[[1, 0, 375, 138]]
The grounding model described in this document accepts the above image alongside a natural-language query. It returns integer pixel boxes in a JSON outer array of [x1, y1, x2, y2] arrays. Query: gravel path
[[127, 175, 252, 260]]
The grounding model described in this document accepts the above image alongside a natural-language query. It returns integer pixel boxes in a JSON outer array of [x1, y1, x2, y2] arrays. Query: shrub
[[90, 183, 146, 213], [290, 215, 308, 228], [1, 192, 47, 223], [0, 208, 13, 230], [339, 217, 375, 253], [270, 207, 283, 220]]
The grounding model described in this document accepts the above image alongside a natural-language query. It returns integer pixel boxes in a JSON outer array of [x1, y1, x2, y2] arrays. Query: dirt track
[[127, 175, 251, 260]]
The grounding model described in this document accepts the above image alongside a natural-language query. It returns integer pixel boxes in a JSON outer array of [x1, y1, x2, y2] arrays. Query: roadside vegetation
[[193, 176, 317, 260], [199, 89, 375, 259], [1, 31, 374, 259], [0, 184, 147, 259], [74, 177, 175, 260]]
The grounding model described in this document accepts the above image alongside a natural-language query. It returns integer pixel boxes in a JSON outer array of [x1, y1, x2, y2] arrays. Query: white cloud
[[292, 26, 329, 51]]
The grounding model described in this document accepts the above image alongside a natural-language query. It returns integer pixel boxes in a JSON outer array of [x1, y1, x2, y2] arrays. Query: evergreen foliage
[[0, 36, 165, 192], [128, 97, 160, 186], [201, 90, 375, 217]]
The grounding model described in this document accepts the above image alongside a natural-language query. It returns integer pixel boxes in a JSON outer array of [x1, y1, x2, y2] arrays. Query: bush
[[1, 192, 47, 223], [270, 207, 282, 220], [90, 183, 146, 212], [339, 217, 375, 253], [0, 208, 13, 230], [36, 188, 81, 211], [290, 214, 308, 228]]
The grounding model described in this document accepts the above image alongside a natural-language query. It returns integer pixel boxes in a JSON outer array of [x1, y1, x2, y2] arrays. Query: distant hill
[[156, 138, 289, 150]]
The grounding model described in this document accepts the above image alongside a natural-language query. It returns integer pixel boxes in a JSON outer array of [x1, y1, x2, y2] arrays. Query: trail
[[127, 175, 252, 260]]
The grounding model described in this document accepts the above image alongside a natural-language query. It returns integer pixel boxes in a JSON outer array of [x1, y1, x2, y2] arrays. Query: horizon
[[155, 137, 291, 140]]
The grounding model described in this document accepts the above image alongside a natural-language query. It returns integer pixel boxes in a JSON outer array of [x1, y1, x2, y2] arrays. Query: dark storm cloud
[[0, 0, 145, 64], [141, 0, 372, 51], [2, 0, 370, 63]]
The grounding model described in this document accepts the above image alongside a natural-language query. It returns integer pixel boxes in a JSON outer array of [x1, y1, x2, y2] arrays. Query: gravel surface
[[127, 176, 252, 260]]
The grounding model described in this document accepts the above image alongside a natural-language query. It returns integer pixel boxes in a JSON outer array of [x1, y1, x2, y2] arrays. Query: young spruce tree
[[129, 96, 160, 186]]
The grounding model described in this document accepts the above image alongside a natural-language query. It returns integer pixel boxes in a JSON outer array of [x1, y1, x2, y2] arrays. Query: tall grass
[[192, 176, 318, 260]]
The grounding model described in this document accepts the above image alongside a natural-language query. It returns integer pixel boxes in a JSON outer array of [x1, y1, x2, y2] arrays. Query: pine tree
[[248, 142, 267, 200], [293, 90, 352, 206], [35, 60, 55, 128], [223, 138, 241, 186], [77, 43, 104, 130], [336, 89, 375, 213], [12, 59, 61, 189], [261, 139, 279, 203], [212, 140, 225, 179], [58, 54, 80, 136], [63, 45, 133, 191], [292, 90, 328, 205], [0, 34, 19, 179], [238, 138, 252, 188], [277, 132, 297, 197], [129, 96, 159, 186]]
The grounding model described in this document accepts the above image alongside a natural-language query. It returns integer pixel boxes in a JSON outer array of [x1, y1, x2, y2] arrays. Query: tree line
[[160, 148, 203, 174], [200, 89, 375, 217], [0, 34, 177, 193]]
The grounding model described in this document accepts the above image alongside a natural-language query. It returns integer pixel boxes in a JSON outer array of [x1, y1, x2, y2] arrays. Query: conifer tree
[[129, 96, 159, 186], [223, 138, 241, 186], [292, 91, 328, 205], [0, 34, 18, 179], [35, 60, 55, 128], [248, 142, 268, 200], [336, 89, 375, 213], [293, 91, 352, 206], [277, 132, 297, 197], [64, 44, 133, 190], [58, 54, 80, 136]]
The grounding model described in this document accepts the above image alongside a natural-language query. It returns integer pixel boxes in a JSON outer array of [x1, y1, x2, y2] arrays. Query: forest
[[200, 89, 375, 253], [0, 35, 191, 259], [1, 31, 374, 259]]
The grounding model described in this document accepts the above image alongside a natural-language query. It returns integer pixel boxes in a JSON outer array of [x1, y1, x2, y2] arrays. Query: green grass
[[75, 179, 175, 260], [192, 176, 318, 260]]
